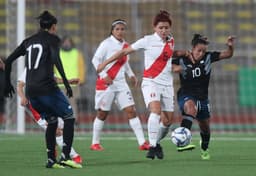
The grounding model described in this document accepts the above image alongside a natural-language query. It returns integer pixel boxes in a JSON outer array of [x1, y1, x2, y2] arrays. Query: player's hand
[[129, 76, 138, 87], [69, 78, 80, 85], [20, 97, 29, 106], [186, 50, 195, 64], [65, 84, 73, 98], [226, 36, 236, 47], [103, 75, 113, 85], [4, 82, 15, 98]]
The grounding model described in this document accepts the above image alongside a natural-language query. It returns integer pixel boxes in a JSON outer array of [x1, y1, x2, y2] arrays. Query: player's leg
[[197, 100, 211, 160], [30, 97, 64, 168], [156, 86, 174, 145], [90, 109, 108, 151], [157, 111, 173, 143], [55, 118, 82, 163], [198, 119, 211, 160], [178, 94, 197, 130], [48, 90, 81, 168], [141, 80, 162, 159], [116, 89, 149, 150], [91, 90, 114, 151]]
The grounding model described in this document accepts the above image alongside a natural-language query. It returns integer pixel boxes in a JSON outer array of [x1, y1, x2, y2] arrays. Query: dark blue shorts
[[29, 90, 73, 122], [177, 94, 210, 120]]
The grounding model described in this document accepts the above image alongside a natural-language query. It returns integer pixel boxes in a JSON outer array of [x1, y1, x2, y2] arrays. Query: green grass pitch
[[0, 133, 255, 176]]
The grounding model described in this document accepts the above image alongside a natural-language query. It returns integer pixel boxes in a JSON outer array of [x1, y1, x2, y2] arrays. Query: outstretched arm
[[173, 50, 195, 63], [97, 46, 135, 73], [4, 43, 26, 97], [218, 36, 235, 60]]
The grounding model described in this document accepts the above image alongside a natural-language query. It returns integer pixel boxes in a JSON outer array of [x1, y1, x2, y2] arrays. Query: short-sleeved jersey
[[131, 32, 174, 85], [92, 35, 134, 91], [172, 51, 220, 100], [8, 31, 61, 98]]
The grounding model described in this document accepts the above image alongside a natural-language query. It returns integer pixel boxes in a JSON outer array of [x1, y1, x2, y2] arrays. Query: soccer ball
[[171, 127, 192, 147]]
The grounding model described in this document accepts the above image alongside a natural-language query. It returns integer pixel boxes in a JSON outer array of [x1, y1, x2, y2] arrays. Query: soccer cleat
[[46, 160, 65, 169], [177, 144, 196, 152], [146, 146, 156, 160], [90, 144, 104, 151], [60, 158, 83, 168], [72, 155, 82, 164], [139, 141, 150, 150], [201, 149, 210, 160], [155, 144, 164, 159]]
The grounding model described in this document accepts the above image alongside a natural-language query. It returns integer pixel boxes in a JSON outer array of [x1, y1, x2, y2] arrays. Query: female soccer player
[[4, 11, 82, 168], [172, 34, 235, 160], [17, 68, 82, 164], [91, 19, 149, 151], [96, 10, 190, 160]]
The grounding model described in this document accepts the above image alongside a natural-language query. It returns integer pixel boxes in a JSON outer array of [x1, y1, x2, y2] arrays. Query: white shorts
[[95, 87, 135, 111], [141, 79, 174, 111]]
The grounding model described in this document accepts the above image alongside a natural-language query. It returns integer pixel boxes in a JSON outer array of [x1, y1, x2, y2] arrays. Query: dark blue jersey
[[172, 51, 220, 100], [5, 30, 70, 98]]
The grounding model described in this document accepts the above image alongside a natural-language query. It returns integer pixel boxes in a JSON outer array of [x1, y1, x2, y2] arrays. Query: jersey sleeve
[[131, 37, 147, 51], [172, 58, 180, 65], [209, 51, 221, 63], [92, 41, 108, 78]]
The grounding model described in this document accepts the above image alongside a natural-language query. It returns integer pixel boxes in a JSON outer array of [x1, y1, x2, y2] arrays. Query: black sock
[[46, 121, 58, 161], [200, 132, 210, 150], [180, 116, 194, 130], [62, 118, 75, 159]]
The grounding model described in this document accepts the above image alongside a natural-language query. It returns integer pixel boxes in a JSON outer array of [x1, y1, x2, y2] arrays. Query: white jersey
[[92, 35, 135, 91], [131, 32, 174, 86]]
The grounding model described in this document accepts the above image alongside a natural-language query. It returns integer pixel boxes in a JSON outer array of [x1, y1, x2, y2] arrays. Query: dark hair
[[153, 10, 172, 27], [61, 35, 75, 47], [191, 34, 209, 46], [109, 19, 127, 35], [36, 10, 57, 30]]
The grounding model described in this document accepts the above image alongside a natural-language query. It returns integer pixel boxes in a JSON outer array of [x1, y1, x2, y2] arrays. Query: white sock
[[56, 135, 78, 158], [92, 117, 104, 144], [129, 117, 146, 145], [156, 122, 170, 144], [147, 113, 160, 147]]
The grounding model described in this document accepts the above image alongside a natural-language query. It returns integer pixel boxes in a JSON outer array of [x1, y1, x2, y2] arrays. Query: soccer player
[[4, 10, 82, 168], [96, 10, 191, 160], [17, 68, 82, 164], [172, 34, 235, 159], [91, 19, 149, 151]]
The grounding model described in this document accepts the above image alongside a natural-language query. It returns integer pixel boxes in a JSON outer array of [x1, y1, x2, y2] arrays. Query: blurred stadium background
[[0, 0, 255, 134]]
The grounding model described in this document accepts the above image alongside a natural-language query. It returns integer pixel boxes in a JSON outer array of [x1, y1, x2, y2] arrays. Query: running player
[[4, 10, 82, 168], [172, 34, 235, 159], [91, 19, 149, 151], [17, 68, 82, 164], [96, 10, 191, 160]]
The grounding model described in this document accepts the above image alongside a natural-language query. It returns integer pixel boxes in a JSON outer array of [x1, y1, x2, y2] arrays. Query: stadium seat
[[190, 23, 206, 32], [211, 11, 228, 18], [215, 23, 231, 31], [186, 10, 203, 18], [236, 11, 252, 18]]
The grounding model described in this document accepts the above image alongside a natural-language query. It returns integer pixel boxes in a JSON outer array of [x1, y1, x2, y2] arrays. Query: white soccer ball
[[171, 127, 192, 147]]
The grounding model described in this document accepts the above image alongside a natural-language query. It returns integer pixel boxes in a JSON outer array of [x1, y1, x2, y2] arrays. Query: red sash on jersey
[[96, 43, 129, 90], [143, 38, 174, 78], [27, 103, 41, 121]]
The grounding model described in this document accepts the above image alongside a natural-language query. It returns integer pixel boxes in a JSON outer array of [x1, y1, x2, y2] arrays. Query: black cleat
[[146, 146, 156, 160], [155, 144, 164, 159]]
